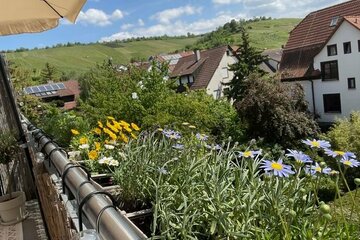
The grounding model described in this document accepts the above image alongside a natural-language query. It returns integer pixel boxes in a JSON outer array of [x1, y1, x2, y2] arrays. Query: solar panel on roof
[[45, 85, 53, 91], [57, 83, 65, 89], [32, 87, 41, 93], [24, 87, 33, 94], [39, 86, 46, 92]]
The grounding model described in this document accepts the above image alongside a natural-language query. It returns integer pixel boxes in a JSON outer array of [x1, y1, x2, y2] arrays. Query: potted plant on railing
[[0, 130, 27, 225]]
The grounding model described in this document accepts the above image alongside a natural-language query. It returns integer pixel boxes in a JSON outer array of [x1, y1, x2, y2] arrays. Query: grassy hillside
[[6, 18, 301, 75], [6, 37, 199, 75], [245, 18, 300, 49]]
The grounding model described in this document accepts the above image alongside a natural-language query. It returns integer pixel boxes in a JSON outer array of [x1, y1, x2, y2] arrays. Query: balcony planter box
[[0, 191, 27, 225]]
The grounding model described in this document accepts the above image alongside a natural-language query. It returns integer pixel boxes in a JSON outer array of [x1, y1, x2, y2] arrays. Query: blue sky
[[0, 0, 346, 51]]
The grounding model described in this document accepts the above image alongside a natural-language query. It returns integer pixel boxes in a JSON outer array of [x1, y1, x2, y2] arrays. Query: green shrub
[[41, 108, 90, 147], [326, 112, 360, 189]]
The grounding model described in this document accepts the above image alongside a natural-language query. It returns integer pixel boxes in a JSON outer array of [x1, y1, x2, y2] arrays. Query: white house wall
[[312, 21, 360, 123], [206, 52, 237, 98]]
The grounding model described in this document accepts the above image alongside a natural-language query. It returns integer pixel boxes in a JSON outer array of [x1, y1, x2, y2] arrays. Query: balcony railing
[[23, 118, 147, 239]]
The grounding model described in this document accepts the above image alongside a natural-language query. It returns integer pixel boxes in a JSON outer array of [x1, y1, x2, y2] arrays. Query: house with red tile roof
[[280, 0, 360, 124], [170, 45, 238, 99], [24, 80, 80, 110], [150, 51, 194, 73]]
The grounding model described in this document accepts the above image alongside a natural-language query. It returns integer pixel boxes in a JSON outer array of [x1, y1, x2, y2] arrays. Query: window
[[323, 94, 341, 113], [221, 67, 229, 78], [327, 44, 337, 56], [343, 42, 351, 54], [321, 60, 339, 81], [358, 40, 360, 52], [330, 16, 339, 27], [348, 78, 356, 89]]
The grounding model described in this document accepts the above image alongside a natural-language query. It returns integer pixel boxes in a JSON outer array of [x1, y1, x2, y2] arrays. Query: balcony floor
[[0, 200, 47, 240]]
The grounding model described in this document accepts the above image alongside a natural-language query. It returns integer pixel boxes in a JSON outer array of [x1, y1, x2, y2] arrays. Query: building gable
[[280, 0, 360, 81]]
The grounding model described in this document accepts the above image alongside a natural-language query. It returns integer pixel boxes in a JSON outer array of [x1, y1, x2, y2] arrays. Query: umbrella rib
[[42, 0, 64, 18]]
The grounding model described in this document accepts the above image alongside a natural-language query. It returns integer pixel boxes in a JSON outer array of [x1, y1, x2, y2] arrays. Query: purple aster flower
[[205, 144, 222, 151], [286, 149, 312, 164], [237, 150, 262, 158], [163, 129, 181, 140], [196, 133, 208, 141], [260, 159, 295, 178], [172, 143, 184, 150], [305, 162, 331, 175], [324, 149, 356, 158], [302, 139, 331, 149], [340, 155, 360, 168]]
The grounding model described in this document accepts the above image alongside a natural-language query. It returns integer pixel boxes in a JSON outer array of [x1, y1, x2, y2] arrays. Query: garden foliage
[[326, 111, 360, 189], [69, 125, 360, 239], [236, 74, 319, 148], [79, 61, 242, 142]]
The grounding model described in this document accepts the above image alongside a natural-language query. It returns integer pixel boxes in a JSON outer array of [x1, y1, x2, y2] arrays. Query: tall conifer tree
[[224, 28, 267, 102]]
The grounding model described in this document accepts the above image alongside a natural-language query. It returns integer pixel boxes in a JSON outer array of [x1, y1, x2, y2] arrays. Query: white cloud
[[77, 8, 124, 26], [241, 0, 344, 18], [213, 0, 242, 4], [100, 13, 243, 42], [111, 9, 124, 20], [151, 5, 202, 24], [212, 0, 345, 18], [100, 0, 347, 42], [121, 23, 134, 30], [138, 19, 145, 26]]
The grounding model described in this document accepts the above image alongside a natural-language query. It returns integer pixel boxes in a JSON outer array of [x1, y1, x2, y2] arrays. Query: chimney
[[195, 50, 201, 62]]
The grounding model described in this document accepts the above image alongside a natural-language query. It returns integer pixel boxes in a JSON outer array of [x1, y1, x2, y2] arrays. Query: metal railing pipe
[[26, 123, 147, 240]]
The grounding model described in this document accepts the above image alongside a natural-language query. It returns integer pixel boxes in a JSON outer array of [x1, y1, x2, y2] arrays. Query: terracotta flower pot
[[0, 191, 27, 225]]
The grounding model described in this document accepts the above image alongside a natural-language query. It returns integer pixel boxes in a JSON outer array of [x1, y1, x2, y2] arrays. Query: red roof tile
[[344, 16, 360, 30], [285, 0, 360, 50], [59, 80, 80, 97], [171, 46, 230, 90], [281, 0, 360, 80]]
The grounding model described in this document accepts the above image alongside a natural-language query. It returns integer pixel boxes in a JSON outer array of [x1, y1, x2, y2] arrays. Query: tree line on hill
[[3, 16, 272, 53]]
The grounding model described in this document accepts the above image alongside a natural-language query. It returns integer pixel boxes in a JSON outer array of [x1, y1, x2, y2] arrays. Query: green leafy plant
[[0, 131, 19, 199]]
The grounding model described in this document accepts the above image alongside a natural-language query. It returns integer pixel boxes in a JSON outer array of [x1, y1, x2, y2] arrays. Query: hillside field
[[6, 18, 301, 75]]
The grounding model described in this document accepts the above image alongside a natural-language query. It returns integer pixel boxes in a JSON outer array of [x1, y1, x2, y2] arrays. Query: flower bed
[[69, 119, 360, 239]]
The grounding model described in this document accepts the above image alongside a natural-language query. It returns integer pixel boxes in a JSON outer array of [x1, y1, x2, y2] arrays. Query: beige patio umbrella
[[0, 0, 86, 36]]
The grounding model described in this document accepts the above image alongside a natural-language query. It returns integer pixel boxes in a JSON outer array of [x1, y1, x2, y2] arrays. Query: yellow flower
[[79, 137, 88, 145], [119, 120, 130, 128], [189, 125, 196, 129], [107, 121, 119, 133], [124, 126, 132, 133], [95, 142, 101, 151], [112, 120, 122, 131], [88, 150, 98, 160], [182, 122, 189, 126], [120, 133, 129, 143], [98, 121, 104, 128], [157, 128, 163, 132], [107, 116, 115, 120], [131, 133, 137, 139], [109, 132, 117, 141], [93, 128, 102, 135], [131, 123, 140, 131], [71, 129, 80, 135]]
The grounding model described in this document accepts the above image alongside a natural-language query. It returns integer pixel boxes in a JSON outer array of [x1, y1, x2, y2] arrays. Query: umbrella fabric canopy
[[0, 0, 86, 36]]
